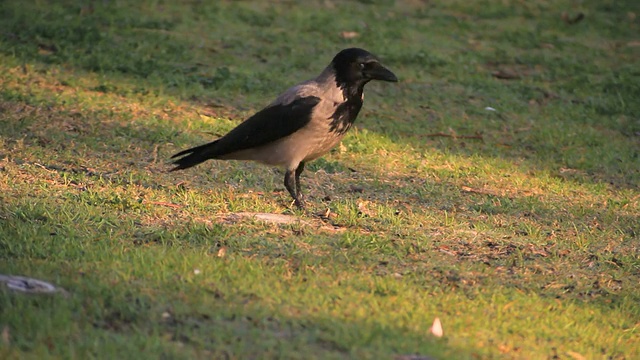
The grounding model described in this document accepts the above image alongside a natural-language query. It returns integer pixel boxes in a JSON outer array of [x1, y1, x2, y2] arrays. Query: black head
[[331, 48, 398, 91]]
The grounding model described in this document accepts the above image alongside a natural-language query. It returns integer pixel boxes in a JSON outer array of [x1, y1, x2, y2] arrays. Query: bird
[[170, 48, 398, 209]]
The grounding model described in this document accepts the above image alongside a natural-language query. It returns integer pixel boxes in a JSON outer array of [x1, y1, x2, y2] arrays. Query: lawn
[[0, 0, 638, 359]]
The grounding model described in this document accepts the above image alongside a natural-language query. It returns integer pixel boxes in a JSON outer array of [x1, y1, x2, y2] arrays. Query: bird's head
[[331, 48, 398, 91]]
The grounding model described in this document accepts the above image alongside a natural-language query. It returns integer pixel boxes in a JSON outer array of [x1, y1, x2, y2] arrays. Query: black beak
[[364, 63, 398, 82]]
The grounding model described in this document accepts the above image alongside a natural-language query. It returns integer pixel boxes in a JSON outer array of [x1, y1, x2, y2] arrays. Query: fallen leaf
[[340, 31, 359, 39], [37, 44, 57, 56], [502, 301, 515, 311], [144, 200, 183, 209], [357, 200, 376, 217], [461, 186, 500, 196], [492, 69, 520, 79], [561, 12, 585, 25], [429, 317, 443, 337], [567, 351, 587, 360], [319, 208, 333, 219], [217, 247, 227, 258], [222, 212, 310, 225]]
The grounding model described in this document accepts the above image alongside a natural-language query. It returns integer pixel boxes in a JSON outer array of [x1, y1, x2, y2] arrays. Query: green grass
[[0, 0, 639, 359]]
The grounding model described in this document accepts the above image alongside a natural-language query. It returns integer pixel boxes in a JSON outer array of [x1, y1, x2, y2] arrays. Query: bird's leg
[[284, 168, 304, 209], [295, 162, 305, 204]]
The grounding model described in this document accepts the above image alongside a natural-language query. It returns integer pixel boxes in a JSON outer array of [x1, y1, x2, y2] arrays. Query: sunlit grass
[[1, 0, 639, 359]]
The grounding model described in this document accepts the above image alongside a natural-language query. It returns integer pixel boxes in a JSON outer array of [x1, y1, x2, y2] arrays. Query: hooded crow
[[171, 48, 398, 208]]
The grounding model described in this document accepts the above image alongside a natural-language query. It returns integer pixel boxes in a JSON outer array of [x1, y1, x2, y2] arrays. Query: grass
[[0, 0, 639, 358]]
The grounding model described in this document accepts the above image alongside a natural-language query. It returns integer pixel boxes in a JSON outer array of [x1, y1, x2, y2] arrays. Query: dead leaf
[[559, 167, 585, 175], [502, 301, 515, 311], [340, 31, 359, 39], [429, 317, 443, 337], [221, 212, 310, 225], [461, 186, 500, 196], [318, 208, 334, 219], [37, 44, 57, 56], [527, 244, 549, 257], [357, 200, 376, 217], [144, 200, 183, 209], [567, 351, 587, 360], [492, 69, 520, 80], [217, 247, 227, 258], [562, 12, 585, 25], [423, 132, 483, 140]]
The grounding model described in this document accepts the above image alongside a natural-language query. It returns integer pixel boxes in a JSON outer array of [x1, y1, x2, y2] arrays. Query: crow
[[170, 48, 397, 208]]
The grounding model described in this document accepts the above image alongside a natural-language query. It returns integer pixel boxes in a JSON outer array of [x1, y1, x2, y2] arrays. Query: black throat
[[328, 80, 367, 135]]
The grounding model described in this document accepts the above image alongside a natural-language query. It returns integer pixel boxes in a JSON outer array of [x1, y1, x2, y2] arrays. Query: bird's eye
[[359, 63, 366, 69]]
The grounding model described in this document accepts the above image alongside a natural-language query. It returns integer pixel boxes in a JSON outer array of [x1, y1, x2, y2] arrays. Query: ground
[[0, 0, 639, 359]]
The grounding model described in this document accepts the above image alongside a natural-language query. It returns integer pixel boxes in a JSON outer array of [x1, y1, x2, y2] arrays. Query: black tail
[[170, 140, 220, 171]]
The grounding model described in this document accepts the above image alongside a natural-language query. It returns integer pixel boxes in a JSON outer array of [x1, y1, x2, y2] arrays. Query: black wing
[[213, 95, 321, 154], [170, 96, 320, 170]]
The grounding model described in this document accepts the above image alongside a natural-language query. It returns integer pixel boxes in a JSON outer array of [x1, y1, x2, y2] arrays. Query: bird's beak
[[364, 63, 398, 82]]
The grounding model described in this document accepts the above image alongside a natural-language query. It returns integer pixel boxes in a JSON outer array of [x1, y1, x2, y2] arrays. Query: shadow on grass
[[0, 194, 637, 358], [0, 203, 457, 358], [0, 1, 639, 357], [0, 85, 637, 277], [0, 0, 638, 191], [1, 91, 637, 357], [0, 195, 637, 358], [0, 91, 637, 312]]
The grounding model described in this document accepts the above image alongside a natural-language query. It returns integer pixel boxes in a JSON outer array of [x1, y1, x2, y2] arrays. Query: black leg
[[295, 162, 305, 204], [284, 167, 304, 209]]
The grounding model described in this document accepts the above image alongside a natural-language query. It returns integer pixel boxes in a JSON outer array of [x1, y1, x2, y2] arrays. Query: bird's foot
[[293, 198, 305, 210]]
